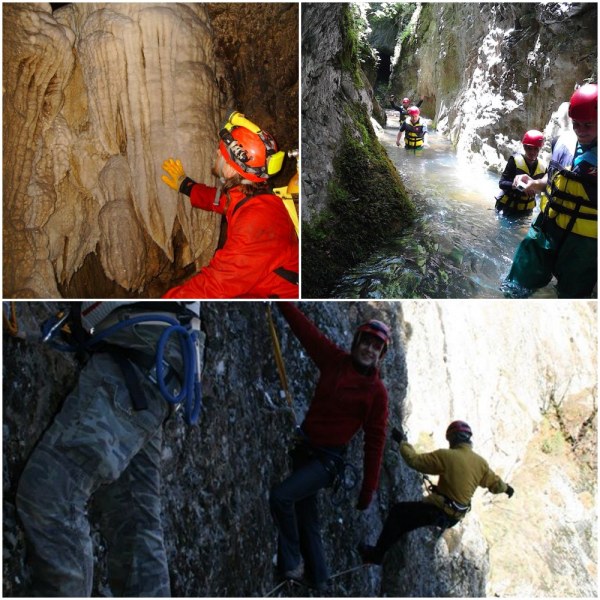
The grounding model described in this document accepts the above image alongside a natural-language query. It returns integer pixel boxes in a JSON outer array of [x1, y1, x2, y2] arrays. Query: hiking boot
[[358, 543, 383, 565], [283, 563, 304, 581]]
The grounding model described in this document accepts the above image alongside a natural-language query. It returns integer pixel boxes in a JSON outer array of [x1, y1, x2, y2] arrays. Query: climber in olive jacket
[[270, 302, 390, 589], [359, 420, 514, 565]]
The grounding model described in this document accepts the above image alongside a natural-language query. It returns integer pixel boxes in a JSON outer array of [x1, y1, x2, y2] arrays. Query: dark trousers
[[269, 448, 336, 586], [374, 501, 456, 560]]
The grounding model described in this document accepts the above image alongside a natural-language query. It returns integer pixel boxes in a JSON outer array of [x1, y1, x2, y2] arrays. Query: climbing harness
[[422, 474, 468, 526], [39, 304, 204, 425], [265, 304, 359, 505]]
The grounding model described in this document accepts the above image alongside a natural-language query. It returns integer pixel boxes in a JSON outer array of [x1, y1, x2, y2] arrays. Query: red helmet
[[568, 83, 597, 122], [408, 106, 420, 117], [522, 130, 544, 148], [355, 319, 391, 353], [219, 126, 280, 183], [446, 420, 472, 442], [402, 97, 410, 105]]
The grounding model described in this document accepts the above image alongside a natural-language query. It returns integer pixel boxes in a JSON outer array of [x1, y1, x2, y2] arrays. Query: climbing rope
[[265, 303, 294, 410]]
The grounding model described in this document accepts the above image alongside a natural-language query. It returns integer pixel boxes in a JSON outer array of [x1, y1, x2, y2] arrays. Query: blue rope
[[45, 313, 202, 425]]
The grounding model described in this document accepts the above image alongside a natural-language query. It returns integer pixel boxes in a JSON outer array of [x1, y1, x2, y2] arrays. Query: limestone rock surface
[[390, 3, 597, 171]]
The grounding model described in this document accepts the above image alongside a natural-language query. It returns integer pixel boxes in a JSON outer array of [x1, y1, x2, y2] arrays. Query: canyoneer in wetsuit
[[390, 95, 424, 124], [496, 130, 547, 216], [358, 421, 514, 566], [505, 84, 597, 298], [269, 302, 390, 591], [161, 111, 298, 299], [397, 106, 428, 149]]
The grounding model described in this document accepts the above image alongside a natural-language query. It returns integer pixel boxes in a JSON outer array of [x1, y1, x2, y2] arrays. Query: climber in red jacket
[[160, 112, 298, 299], [269, 302, 390, 591]]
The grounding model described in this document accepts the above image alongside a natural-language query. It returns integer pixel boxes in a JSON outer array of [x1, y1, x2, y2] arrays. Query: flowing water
[[332, 120, 557, 299]]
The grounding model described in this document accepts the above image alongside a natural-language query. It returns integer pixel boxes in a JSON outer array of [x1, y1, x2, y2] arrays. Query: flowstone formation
[[3, 3, 299, 298]]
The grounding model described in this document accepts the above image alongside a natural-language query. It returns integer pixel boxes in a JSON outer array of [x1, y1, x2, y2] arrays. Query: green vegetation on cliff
[[302, 103, 415, 297]]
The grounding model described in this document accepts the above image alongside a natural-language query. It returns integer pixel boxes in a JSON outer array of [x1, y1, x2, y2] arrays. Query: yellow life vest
[[497, 154, 547, 212], [404, 117, 426, 149], [539, 138, 597, 239]]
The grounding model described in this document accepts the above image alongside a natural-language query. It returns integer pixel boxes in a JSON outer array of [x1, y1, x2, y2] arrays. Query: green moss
[[302, 103, 415, 297]]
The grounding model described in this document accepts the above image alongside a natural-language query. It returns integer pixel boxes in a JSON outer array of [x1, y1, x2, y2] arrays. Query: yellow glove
[[161, 158, 186, 191]]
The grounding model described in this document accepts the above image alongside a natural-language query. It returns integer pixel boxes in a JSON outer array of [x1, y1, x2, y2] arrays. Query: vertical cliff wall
[[301, 4, 415, 298], [3, 301, 596, 597], [2, 3, 298, 299], [390, 2, 597, 171]]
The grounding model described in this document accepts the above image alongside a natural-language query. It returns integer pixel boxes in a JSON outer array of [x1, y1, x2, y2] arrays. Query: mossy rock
[[302, 103, 415, 297]]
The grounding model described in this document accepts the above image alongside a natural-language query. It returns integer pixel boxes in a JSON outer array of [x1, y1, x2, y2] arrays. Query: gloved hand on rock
[[161, 158, 187, 191]]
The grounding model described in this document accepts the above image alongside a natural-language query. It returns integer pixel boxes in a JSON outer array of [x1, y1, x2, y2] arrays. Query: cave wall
[[390, 2, 597, 171], [2, 3, 299, 299], [3, 300, 597, 597]]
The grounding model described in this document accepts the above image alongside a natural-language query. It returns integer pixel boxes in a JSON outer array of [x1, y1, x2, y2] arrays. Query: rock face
[[2, 3, 298, 298], [3, 300, 596, 597], [390, 3, 597, 171], [301, 4, 414, 297]]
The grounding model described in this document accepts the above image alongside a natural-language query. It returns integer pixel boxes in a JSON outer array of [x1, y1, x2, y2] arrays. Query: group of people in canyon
[[389, 83, 597, 299]]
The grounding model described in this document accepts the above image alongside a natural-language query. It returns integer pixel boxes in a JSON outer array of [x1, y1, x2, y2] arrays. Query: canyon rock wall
[[391, 2, 597, 171], [3, 3, 298, 299], [3, 300, 596, 597], [301, 4, 414, 297]]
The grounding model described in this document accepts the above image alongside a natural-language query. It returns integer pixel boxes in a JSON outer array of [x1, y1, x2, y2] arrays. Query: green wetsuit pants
[[506, 213, 597, 298]]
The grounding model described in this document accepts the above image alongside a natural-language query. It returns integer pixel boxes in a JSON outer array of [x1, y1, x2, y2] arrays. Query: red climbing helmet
[[408, 106, 420, 117], [568, 83, 597, 122], [446, 420, 473, 442], [522, 130, 544, 148], [219, 127, 276, 183], [355, 319, 391, 354], [218, 111, 284, 183], [402, 97, 410, 105]]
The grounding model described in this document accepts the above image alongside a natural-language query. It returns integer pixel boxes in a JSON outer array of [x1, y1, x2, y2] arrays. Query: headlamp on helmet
[[218, 111, 285, 182]]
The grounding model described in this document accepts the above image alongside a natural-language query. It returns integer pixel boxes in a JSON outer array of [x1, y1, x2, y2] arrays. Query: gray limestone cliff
[[389, 2, 597, 171], [3, 301, 597, 597], [301, 4, 415, 298]]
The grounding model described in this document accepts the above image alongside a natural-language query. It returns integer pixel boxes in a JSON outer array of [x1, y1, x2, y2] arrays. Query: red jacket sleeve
[[188, 183, 226, 214], [361, 385, 389, 496], [278, 302, 344, 370], [164, 189, 296, 299]]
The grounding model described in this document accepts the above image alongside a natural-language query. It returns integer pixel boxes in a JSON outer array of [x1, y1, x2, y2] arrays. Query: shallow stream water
[[332, 120, 557, 299]]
